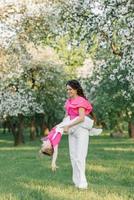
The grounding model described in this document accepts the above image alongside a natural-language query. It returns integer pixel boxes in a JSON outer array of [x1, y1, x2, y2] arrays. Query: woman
[[64, 80, 93, 189]]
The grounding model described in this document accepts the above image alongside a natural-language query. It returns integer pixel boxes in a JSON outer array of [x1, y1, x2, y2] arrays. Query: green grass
[[0, 132, 134, 200]]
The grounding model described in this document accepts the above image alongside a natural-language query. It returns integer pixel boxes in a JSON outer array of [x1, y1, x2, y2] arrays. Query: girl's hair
[[42, 147, 54, 156], [66, 80, 87, 99]]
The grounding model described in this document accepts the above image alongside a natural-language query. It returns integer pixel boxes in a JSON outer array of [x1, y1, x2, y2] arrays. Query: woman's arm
[[69, 107, 85, 127], [64, 108, 85, 132]]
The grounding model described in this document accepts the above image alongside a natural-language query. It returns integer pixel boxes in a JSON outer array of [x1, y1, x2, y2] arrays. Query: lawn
[[0, 132, 134, 200]]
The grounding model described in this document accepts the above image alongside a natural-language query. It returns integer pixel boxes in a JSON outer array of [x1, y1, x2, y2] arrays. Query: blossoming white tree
[[1, 0, 133, 139], [0, 1, 67, 145], [54, 0, 134, 137]]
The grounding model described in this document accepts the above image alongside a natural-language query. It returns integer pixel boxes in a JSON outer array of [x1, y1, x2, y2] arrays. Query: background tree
[[54, 0, 134, 137]]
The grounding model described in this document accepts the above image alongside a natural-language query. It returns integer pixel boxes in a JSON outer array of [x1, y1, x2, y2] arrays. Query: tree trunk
[[10, 114, 25, 146], [2, 119, 7, 134], [35, 126, 40, 137], [38, 113, 48, 136], [11, 122, 18, 142], [30, 116, 36, 140], [128, 121, 134, 138], [6, 117, 12, 134]]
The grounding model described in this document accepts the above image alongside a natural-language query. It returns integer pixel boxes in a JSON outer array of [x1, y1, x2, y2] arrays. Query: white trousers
[[68, 126, 90, 188], [56, 116, 101, 188]]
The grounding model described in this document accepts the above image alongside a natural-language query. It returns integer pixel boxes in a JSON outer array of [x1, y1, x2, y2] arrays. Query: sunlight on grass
[[19, 180, 102, 200], [88, 164, 112, 173], [0, 146, 38, 151], [103, 147, 134, 152], [0, 134, 133, 200], [0, 193, 18, 200], [102, 193, 127, 200], [0, 139, 13, 144], [18, 180, 131, 200]]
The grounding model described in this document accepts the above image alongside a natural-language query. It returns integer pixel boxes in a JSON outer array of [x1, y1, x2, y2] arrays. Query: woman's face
[[66, 85, 77, 98]]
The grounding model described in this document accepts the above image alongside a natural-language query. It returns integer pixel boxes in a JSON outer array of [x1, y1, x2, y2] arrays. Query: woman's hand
[[63, 126, 70, 133]]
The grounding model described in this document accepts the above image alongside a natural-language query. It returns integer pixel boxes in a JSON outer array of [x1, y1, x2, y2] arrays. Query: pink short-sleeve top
[[43, 127, 62, 148], [64, 96, 93, 119]]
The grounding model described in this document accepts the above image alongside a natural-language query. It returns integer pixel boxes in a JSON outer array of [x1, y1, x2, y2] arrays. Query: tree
[[0, 1, 68, 145], [55, 0, 134, 137]]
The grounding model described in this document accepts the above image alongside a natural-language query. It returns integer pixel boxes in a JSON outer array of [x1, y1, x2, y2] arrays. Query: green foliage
[[84, 56, 134, 132], [1, 0, 134, 135], [52, 36, 87, 76], [25, 61, 68, 127], [0, 60, 67, 127]]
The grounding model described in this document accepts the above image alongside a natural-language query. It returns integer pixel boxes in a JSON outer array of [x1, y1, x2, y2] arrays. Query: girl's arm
[[51, 145, 58, 171]]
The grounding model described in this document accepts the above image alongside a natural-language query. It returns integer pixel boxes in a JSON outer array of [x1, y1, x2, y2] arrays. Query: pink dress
[[42, 127, 62, 148], [64, 96, 93, 119]]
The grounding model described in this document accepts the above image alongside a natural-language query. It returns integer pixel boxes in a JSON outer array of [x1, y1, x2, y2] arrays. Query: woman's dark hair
[[66, 80, 87, 99], [66, 80, 97, 122]]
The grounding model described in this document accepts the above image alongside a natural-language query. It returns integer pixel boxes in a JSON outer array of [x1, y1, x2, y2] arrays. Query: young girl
[[39, 115, 102, 171]]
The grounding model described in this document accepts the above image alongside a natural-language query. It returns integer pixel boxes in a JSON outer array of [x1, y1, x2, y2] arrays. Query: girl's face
[[66, 85, 77, 98]]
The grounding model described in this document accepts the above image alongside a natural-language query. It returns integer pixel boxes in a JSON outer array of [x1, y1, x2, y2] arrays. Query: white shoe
[[78, 186, 88, 190], [75, 184, 88, 190]]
